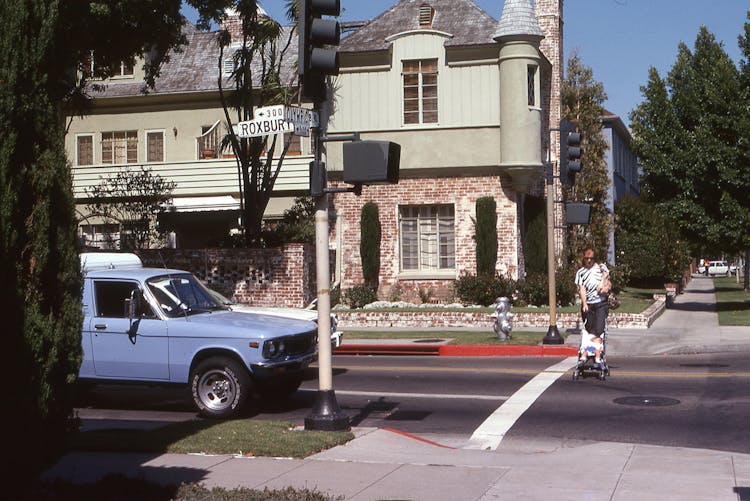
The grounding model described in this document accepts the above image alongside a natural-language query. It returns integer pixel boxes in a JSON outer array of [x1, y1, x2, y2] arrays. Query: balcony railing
[[71, 155, 314, 201], [198, 120, 222, 159]]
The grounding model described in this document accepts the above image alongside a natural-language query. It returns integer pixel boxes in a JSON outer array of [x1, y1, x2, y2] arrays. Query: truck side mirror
[[125, 289, 142, 341]]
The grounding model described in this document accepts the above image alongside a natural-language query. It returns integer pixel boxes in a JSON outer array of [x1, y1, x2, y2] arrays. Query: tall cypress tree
[[475, 196, 498, 276], [562, 52, 611, 264], [360, 202, 381, 288], [0, 0, 83, 479]]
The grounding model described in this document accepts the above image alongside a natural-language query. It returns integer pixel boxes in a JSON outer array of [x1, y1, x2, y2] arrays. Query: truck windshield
[[146, 274, 227, 317]]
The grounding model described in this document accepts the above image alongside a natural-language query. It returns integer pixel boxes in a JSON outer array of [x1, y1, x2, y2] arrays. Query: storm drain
[[413, 338, 446, 343], [613, 396, 681, 407]]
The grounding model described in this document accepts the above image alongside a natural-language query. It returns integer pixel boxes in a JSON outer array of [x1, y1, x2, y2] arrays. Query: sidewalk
[[41, 276, 750, 500]]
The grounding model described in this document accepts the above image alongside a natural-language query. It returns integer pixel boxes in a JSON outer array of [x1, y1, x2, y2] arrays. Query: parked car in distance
[[78, 253, 318, 418], [703, 261, 736, 276], [207, 288, 343, 349]]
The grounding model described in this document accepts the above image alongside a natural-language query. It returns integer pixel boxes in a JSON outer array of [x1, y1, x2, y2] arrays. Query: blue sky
[[184, 1, 749, 125]]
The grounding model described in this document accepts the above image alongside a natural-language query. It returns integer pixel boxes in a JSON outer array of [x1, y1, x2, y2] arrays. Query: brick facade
[[137, 244, 318, 308], [535, 0, 566, 250], [332, 175, 519, 303]]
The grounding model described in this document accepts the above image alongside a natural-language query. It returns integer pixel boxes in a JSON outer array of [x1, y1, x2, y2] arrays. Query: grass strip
[[714, 276, 750, 326], [344, 330, 557, 345], [69, 419, 353, 458]]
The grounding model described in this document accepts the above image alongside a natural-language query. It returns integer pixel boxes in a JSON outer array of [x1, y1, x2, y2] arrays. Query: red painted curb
[[334, 344, 578, 357], [439, 345, 578, 357]]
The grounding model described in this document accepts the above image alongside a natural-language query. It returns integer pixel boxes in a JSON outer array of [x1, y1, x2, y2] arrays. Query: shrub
[[475, 196, 498, 276], [614, 195, 691, 286], [360, 202, 381, 288], [342, 284, 377, 309], [516, 266, 577, 307], [388, 282, 403, 302], [454, 273, 516, 306], [418, 287, 434, 304]]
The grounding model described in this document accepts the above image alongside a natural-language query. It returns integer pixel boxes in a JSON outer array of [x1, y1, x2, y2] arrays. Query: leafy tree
[[614, 195, 691, 286], [562, 52, 612, 266], [267, 195, 316, 245], [192, 0, 305, 245], [737, 11, 750, 288], [475, 196, 498, 276], [84, 167, 176, 249], [360, 202, 381, 288], [631, 25, 749, 290], [1, 0, 195, 481]]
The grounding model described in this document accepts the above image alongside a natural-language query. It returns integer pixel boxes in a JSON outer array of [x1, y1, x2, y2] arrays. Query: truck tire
[[190, 357, 251, 419]]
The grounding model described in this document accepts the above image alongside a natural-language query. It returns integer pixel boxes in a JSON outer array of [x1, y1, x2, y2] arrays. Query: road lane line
[[466, 356, 578, 451], [300, 389, 510, 401]]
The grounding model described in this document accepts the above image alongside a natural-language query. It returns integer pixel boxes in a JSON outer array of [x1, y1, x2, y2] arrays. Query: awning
[[165, 196, 240, 212], [163, 195, 297, 218]]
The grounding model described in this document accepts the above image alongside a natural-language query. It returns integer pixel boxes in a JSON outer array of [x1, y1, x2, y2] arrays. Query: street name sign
[[234, 105, 318, 138]]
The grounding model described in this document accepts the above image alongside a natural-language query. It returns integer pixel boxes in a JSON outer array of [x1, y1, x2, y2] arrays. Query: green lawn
[[714, 276, 750, 326], [69, 419, 353, 458]]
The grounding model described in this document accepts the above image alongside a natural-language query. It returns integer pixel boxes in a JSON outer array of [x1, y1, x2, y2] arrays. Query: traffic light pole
[[305, 100, 349, 431], [542, 160, 563, 344]]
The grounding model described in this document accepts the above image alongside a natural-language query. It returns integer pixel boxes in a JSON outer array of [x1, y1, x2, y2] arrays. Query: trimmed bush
[[522, 196, 547, 275], [475, 197, 498, 276], [454, 273, 516, 306], [360, 202, 381, 288], [343, 284, 378, 309]]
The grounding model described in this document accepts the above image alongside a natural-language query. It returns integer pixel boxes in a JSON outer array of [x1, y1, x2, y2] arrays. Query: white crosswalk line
[[465, 356, 578, 450]]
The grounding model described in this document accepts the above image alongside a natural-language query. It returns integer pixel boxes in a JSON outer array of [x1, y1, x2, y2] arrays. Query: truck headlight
[[262, 339, 287, 359]]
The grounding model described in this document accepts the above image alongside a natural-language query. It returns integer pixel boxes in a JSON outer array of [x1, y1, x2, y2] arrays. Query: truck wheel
[[190, 357, 251, 419]]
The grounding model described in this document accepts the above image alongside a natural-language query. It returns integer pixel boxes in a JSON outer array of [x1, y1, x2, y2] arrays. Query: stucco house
[[324, 0, 564, 301], [65, 0, 567, 305]]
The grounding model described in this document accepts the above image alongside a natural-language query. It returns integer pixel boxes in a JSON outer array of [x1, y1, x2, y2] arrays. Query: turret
[[495, 0, 545, 192]]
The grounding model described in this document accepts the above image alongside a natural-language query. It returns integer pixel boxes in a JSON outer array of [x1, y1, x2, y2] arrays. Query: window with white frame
[[402, 59, 438, 125], [76, 134, 94, 166], [101, 131, 138, 164], [81, 51, 133, 79], [399, 205, 455, 271], [146, 130, 164, 163]]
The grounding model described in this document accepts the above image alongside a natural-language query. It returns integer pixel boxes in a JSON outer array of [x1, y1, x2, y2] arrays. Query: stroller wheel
[[572, 372, 579, 380], [598, 372, 606, 381]]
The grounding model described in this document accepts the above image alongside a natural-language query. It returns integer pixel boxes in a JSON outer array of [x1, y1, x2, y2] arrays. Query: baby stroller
[[572, 325, 610, 381]]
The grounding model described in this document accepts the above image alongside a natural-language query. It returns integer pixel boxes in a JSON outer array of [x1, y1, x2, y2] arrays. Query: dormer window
[[419, 4, 434, 28]]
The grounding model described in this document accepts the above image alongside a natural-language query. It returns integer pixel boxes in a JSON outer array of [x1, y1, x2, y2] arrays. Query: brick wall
[[332, 174, 519, 303], [137, 244, 318, 308], [336, 299, 665, 330], [535, 0, 566, 250]]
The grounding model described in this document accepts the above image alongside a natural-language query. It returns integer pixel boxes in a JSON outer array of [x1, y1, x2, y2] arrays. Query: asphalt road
[[75, 352, 750, 454]]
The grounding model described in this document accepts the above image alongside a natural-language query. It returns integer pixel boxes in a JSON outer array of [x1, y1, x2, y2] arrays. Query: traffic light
[[560, 119, 582, 185], [298, 0, 341, 102]]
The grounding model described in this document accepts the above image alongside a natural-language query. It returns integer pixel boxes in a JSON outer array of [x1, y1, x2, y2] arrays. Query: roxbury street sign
[[234, 105, 318, 138]]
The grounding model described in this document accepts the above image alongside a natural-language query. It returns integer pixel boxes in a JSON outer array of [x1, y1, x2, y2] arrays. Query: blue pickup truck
[[79, 253, 318, 418]]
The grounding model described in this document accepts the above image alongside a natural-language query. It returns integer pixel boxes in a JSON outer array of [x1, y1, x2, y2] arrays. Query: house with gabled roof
[[323, 0, 564, 301], [64, 0, 566, 305]]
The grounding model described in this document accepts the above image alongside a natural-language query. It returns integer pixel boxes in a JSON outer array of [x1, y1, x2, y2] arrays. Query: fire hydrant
[[491, 296, 513, 340]]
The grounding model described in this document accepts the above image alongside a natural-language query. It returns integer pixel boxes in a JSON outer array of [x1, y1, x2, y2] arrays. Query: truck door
[[91, 279, 169, 380]]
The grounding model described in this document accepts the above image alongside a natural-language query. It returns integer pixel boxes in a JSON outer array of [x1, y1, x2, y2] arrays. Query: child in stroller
[[573, 326, 609, 380]]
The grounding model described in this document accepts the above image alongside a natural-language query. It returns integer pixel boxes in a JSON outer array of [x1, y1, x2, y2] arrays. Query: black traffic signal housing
[[298, 0, 340, 102], [560, 119, 582, 186]]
